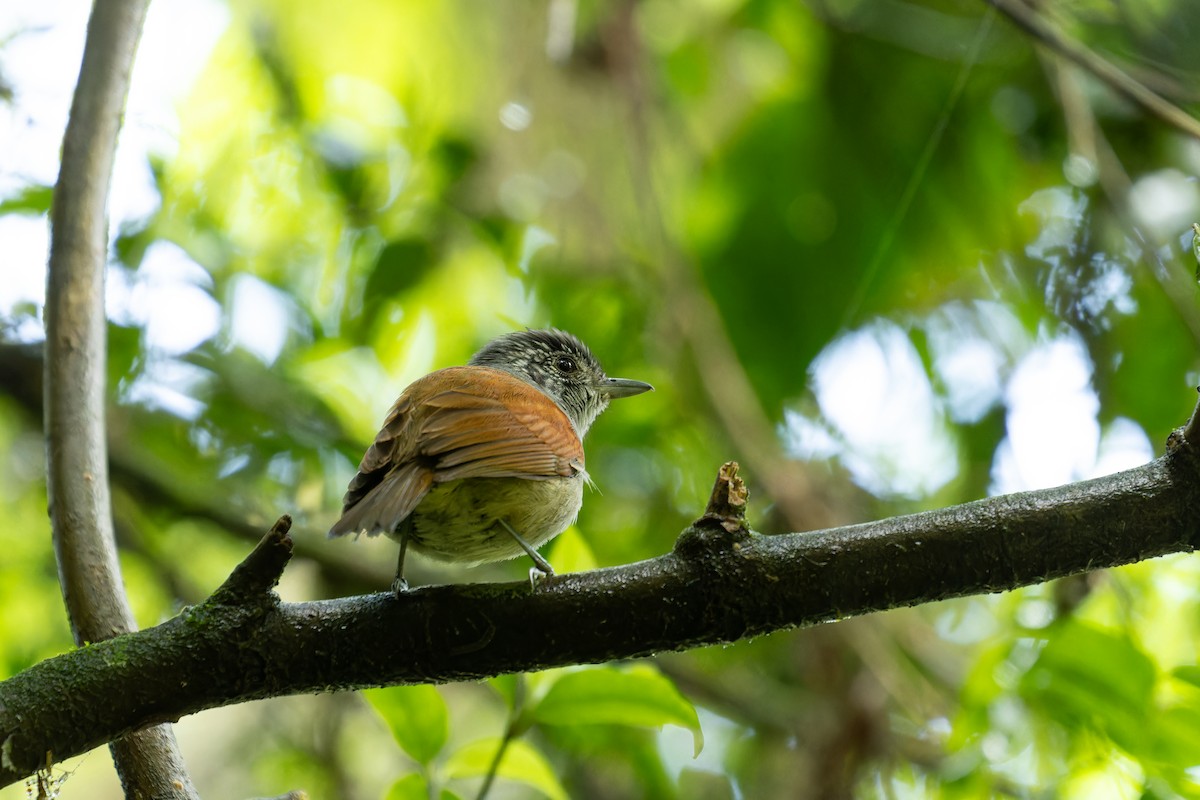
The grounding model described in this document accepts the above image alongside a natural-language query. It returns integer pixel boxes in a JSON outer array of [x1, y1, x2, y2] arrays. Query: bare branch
[[47, 0, 144, 646], [2, 404, 1200, 787], [984, 0, 1200, 142], [1042, 55, 1200, 346], [44, 0, 197, 795], [209, 515, 295, 607]]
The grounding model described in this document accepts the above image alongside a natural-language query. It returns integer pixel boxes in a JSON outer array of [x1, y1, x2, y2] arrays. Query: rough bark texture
[[2, 432, 1199, 787]]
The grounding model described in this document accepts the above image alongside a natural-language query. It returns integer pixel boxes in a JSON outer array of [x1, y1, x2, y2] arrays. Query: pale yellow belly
[[396, 475, 584, 564]]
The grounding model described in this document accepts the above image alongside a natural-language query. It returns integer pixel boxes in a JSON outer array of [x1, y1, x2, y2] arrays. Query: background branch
[[0, 342, 392, 593], [602, 4, 841, 534], [43, 0, 197, 796], [1040, 53, 1200, 347], [2, 420, 1199, 787], [983, 0, 1200, 142]]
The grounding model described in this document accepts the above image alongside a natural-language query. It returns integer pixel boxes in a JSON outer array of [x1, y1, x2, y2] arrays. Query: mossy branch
[[2, 399, 1200, 786]]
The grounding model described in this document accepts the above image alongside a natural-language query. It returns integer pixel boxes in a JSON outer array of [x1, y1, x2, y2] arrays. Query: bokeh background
[[3, 0, 1200, 797]]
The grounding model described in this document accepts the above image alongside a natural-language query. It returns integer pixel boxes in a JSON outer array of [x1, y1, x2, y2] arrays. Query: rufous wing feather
[[327, 461, 433, 537], [329, 366, 584, 538], [328, 392, 428, 537]]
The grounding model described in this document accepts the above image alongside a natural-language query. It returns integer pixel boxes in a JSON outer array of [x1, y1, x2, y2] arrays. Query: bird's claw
[[528, 566, 555, 589]]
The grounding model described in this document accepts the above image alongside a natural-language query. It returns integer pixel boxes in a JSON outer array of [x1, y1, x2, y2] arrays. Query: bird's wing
[[328, 366, 584, 538], [328, 390, 429, 537]]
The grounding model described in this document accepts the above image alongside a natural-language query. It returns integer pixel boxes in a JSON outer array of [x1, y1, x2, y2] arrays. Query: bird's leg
[[391, 534, 410, 596], [498, 519, 555, 579]]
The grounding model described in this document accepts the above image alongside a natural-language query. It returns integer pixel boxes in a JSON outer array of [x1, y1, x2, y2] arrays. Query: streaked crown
[[469, 329, 611, 436]]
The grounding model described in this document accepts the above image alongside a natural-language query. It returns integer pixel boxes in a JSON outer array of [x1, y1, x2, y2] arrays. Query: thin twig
[[209, 515, 294, 607], [842, 8, 995, 325], [983, 0, 1200, 142], [1044, 55, 1200, 347], [475, 675, 527, 800], [44, 0, 198, 796]]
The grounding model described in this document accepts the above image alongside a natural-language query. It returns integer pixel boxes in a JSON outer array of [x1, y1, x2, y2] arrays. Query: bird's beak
[[601, 377, 654, 399]]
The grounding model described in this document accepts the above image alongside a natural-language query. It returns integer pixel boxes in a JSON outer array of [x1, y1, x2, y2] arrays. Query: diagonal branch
[[1042, 54, 1200, 347], [983, 0, 1200, 142], [2, 399, 1200, 787], [44, 0, 198, 796]]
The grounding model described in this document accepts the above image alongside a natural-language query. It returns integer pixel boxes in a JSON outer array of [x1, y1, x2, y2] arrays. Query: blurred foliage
[[3, 0, 1200, 797]]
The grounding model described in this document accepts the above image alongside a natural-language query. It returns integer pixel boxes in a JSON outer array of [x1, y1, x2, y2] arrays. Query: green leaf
[[1151, 704, 1200, 768], [1172, 665, 1200, 690], [369, 238, 435, 295], [0, 183, 53, 216], [442, 738, 567, 800], [488, 674, 520, 710], [1019, 622, 1155, 752], [545, 526, 597, 574], [364, 685, 449, 765], [531, 665, 703, 756], [385, 773, 430, 800]]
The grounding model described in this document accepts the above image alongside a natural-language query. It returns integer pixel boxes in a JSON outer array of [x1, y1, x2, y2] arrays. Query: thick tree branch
[[43, 0, 198, 796], [2, 414, 1200, 787]]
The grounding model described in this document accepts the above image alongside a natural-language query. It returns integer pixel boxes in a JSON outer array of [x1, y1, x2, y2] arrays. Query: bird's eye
[[555, 356, 578, 373]]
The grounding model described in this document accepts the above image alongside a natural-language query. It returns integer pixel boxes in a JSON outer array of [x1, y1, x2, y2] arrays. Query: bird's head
[[469, 328, 652, 436]]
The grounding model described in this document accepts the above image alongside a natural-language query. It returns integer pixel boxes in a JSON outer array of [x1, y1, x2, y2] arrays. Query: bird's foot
[[391, 576, 410, 597], [528, 565, 555, 590]]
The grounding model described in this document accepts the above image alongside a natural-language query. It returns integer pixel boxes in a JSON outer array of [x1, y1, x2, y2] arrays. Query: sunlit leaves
[[531, 664, 704, 756], [383, 773, 432, 800], [1019, 622, 1155, 750], [0, 184, 52, 216], [364, 667, 701, 797], [442, 739, 566, 800], [364, 685, 450, 765], [543, 526, 599, 574]]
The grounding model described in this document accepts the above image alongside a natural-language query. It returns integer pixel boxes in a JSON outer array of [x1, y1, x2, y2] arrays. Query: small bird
[[329, 328, 652, 592]]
